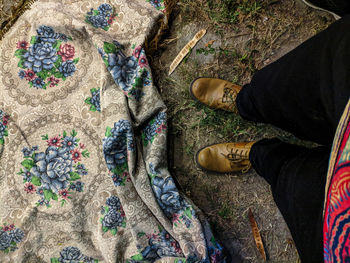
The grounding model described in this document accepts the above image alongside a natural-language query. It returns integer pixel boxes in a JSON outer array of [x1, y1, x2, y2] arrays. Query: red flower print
[[3, 226, 10, 231], [47, 76, 60, 87], [71, 149, 82, 163], [138, 55, 148, 67], [59, 189, 69, 200], [120, 207, 125, 217], [24, 182, 36, 194], [156, 127, 162, 134], [146, 233, 159, 240], [47, 135, 62, 147], [132, 46, 142, 58], [24, 69, 36, 81], [16, 40, 29, 50], [172, 213, 180, 222], [79, 143, 85, 149], [171, 241, 182, 253], [57, 44, 75, 62], [123, 172, 128, 177], [2, 119, 8, 126], [211, 249, 222, 263]]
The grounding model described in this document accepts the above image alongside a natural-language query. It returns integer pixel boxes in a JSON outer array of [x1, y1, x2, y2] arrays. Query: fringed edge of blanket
[[144, 0, 177, 56], [0, 0, 38, 41]]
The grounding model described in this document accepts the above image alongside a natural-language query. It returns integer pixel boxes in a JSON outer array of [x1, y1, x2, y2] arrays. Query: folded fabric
[[0, 0, 226, 262]]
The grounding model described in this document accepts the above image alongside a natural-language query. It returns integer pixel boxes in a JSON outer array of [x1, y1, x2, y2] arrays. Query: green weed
[[218, 201, 234, 220], [206, 0, 263, 25]]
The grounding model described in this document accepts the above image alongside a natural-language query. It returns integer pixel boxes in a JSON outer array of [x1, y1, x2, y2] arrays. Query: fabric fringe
[[144, 0, 177, 56], [0, 0, 38, 41]]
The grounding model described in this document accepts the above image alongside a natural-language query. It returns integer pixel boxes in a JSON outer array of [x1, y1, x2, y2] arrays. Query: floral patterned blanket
[[0, 1, 226, 262]]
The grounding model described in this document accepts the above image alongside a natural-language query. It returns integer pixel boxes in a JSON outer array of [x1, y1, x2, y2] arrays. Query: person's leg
[[304, 0, 350, 17], [250, 138, 329, 262], [236, 15, 350, 146]]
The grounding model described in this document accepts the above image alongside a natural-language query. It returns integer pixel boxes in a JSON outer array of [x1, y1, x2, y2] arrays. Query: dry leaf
[[248, 209, 267, 261], [168, 29, 207, 75], [205, 40, 215, 47]]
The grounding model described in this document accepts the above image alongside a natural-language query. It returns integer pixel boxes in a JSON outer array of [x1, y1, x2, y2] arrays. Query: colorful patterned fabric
[[324, 99, 350, 262], [0, 1, 225, 262]]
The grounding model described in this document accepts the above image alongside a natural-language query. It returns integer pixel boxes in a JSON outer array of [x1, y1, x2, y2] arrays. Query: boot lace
[[222, 85, 238, 112], [221, 146, 251, 173]]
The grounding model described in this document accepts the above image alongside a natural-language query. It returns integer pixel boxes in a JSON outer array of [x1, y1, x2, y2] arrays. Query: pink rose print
[[57, 44, 75, 62]]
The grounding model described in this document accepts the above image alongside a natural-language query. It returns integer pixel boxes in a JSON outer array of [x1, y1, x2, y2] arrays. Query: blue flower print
[[85, 88, 101, 113], [8, 228, 24, 244], [58, 33, 68, 42], [21, 169, 33, 182], [32, 77, 45, 89], [21, 147, 32, 157], [102, 209, 123, 229], [91, 89, 101, 112], [106, 196, 121, 210], [149, 0, 163, 9], [70, 181, 84, 192], [0, 225, 24, 253], [53, 246, 97, 263], [111, 174, 124, 186], [59, 60, 76, 77], [36, 25, 60, 43], [32, 145, 39, 151], [18, 70, 25, 79], [139, 229, 183, 261], [0, 123, 5, 139], [142, 111, 167, 146], [103, 136, 127, 170], [75, 181, 84, 192], [103, 120, 134, 171], [100, 195, 126, 235], [0, 231, 11, 251], [76, 164, 88, 175], [37, 198, 50, 207], [36, 187, 44, 195], [108, 53, 138, 91], [62, 136, 77, 151], [22, 42, 57, 73], [85, 4, 117, 31], [98, 3, 113, 15], [152, 176, 186, 216], [31, 146, 73, 193], [15, 25, 79, 90], [87, 15, 108, 28]]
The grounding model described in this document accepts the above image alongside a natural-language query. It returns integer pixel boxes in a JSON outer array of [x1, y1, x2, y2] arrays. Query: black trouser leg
[[250, 139, 329, 262], [306, 0, 350, 17], [236, 15, 350, 146]]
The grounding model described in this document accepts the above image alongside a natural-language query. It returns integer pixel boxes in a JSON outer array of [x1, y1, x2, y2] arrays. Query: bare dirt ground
[[150, 0, 334, 262]]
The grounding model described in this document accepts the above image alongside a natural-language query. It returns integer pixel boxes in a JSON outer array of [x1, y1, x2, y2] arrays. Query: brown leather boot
[[195, 141, 255, 173], [190, 78, 242, 112]]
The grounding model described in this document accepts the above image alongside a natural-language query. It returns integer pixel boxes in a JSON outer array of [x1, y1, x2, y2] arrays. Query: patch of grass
[[218, 200, 234, 220], [195, 44, 258, 74], [192, 101, 253, 138], [206, 0, 263, 25], [184, 143, 195, 156]]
